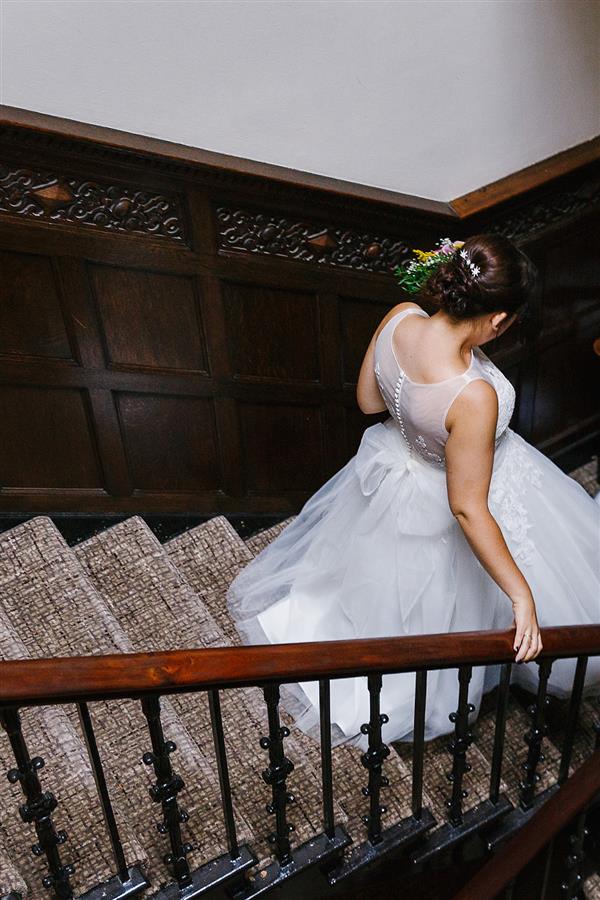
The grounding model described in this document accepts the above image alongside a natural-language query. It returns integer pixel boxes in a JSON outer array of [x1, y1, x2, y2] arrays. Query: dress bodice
[[373, 307, 516, 468]]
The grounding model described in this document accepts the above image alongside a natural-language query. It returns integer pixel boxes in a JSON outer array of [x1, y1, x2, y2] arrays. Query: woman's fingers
[[514, 629, 541, 662], [514, 630, 529, 662], [524, 633, 539, 662], [516, 630, 543, 662]]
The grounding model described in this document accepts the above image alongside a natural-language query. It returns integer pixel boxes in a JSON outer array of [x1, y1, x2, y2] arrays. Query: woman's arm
[[444, 380, 542, 662], [356, 328, 387, 414]]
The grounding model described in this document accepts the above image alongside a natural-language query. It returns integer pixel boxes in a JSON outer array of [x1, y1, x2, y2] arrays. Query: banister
[[1, 624, 599, 706], [452, 746, 600, 899]]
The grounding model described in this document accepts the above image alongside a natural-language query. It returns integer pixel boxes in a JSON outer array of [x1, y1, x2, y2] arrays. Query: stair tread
[[585, 871, 600, 899], [0, 515, 223, 889], [0, 522, 148, 895], [244, 517, 295, 556], [0, 840, 27, 898], [76, 515, 339, 871], [1, 510, 596, 893]]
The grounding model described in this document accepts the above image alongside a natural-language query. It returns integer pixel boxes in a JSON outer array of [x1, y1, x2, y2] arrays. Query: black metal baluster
[[1, 707, 75, 899], [360, 674, 390, 845], [260, 683, 295, 867], [539, 835, 555, 900], [77, 702, 128, 881], [489, 663, 512, 804], [444, 666, 474, 827], [327, 672, 434, 886], [560, 810, 588, 898], [319, 679, 335, 840], [141, 695, 192, 888], [411, 670, 427, 821], [519, 658, 553, 811], [558, 656, 588, 785], [208, 689, 239, 860]]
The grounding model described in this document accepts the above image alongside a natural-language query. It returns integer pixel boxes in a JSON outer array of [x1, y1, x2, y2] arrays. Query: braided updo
[[420, 233, 539, 321]]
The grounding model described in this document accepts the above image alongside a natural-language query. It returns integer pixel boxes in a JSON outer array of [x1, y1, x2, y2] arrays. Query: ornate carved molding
[[215, 169, 600, 272], [0, 165, 187, 244], [0, 124, 598, 259], [487, 171, 600, 243], [215, 205, 411, 273]]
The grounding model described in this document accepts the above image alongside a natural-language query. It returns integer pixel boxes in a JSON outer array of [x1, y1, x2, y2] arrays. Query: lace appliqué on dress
[[489, 434, 543, 566], [479, 358, 516, 439], [415, 434, 445, 467]]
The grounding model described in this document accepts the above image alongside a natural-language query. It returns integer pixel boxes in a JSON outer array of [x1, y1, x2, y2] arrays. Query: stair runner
[[74, 516, 346, 876], [75, 515, 435, 882], [0, 504, 597, 896], [0, 518, 252, 896]]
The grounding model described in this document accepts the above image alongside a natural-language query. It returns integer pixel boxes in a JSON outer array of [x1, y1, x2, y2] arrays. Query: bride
[[226, 233, 600, 751]]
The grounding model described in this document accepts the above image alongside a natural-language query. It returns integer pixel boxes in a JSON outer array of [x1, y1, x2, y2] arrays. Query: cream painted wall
[[1, 0, 599, 201]]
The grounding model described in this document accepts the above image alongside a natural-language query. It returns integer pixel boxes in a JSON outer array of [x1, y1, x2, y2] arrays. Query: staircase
[[0, 457, 599, 899]]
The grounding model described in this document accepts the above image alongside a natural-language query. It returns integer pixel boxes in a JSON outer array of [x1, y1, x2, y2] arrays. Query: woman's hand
[[511, 593, 543, 663]]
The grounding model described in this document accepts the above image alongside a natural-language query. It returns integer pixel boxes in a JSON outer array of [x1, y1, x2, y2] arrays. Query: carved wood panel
[[0, 165, 187, 244]]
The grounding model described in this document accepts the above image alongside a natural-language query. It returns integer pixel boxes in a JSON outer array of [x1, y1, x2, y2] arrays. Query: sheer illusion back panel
[[374, 308, 504, 467]]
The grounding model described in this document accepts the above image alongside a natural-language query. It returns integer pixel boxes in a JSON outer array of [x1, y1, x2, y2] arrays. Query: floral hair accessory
[[459, 248, 481, 279], [394, 237, 465, 295]]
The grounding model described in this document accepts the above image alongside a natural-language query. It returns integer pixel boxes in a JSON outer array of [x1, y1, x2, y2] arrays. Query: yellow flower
[[413, 249, 437, 261], [453, 240, 465, 248]]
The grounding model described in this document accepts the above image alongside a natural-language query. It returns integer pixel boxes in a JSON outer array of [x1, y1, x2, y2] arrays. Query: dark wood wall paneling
[[0, 111, 598, 514]]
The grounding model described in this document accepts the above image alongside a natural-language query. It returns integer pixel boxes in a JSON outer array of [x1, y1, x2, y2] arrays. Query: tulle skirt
[[226, 418, 600, 751]]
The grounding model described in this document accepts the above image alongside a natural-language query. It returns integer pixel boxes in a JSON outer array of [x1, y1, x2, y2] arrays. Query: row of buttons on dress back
[[376, 360, 446, 468]]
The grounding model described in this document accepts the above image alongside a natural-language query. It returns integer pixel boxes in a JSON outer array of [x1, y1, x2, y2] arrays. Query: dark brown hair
[[420, 233, 539, 321]]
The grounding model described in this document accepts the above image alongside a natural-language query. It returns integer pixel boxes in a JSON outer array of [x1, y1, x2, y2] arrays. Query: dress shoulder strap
[[375, 306, 428, 352], [439, 354, 497, 434]]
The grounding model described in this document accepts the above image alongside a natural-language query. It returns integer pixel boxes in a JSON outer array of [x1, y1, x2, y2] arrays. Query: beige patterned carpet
[[0, 455, 597, 897]]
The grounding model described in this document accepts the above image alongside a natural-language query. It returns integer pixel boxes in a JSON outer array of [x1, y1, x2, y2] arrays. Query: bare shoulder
[[446, 379, 498, 434]]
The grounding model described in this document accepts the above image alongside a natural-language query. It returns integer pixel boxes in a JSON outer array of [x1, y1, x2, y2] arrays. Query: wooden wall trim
[[0, 105, 450, 217], [2, 105, 598, 220], [451, 136, 600, 217]]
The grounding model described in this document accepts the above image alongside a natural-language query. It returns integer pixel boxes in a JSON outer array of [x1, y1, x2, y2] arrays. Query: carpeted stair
[[0, 518, 251, 896], [74, 516, 345, 873], [0, 840, 27, 899], [0, 449, 598, 898]]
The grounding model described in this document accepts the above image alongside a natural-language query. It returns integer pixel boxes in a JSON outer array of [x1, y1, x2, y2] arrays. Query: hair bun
[[424, 261, 477, 318]]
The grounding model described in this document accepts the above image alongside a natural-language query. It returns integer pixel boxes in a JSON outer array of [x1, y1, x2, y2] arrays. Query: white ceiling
[[2, 0, 599, 201]]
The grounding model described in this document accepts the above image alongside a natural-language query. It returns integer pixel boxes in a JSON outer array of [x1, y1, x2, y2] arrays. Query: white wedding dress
[[227, 306, 600, 751]]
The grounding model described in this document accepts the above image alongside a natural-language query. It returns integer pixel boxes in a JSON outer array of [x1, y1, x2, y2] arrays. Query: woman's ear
[[490, 312, 516, 331], [491, 311, 509, 332]]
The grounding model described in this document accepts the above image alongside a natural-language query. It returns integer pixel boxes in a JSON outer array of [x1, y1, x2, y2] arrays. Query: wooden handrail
[[0, 624, 598, 706], [453, 746, 600, 899]]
